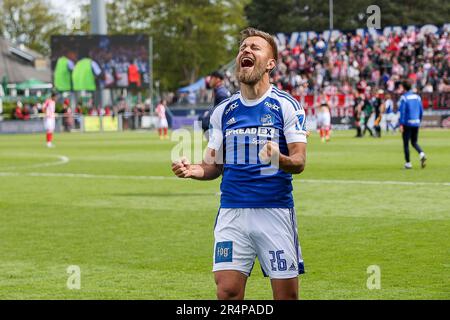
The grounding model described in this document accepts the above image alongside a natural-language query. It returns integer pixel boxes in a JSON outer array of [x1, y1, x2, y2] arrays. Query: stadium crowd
[[169, 28, 450, 105]]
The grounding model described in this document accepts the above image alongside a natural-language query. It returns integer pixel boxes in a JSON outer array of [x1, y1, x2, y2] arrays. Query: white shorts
[[317, 116, 331, 129], [385, 113, 395, 122], [158, 118, 168, 129], [317, 114, 331, 129], [44, 118, 55, 133], [213, 208, 304, 279]]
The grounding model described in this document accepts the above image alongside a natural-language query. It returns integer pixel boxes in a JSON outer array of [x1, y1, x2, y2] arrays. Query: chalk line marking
[[0, 171, 448, 187], [0, 155, 69, 170]]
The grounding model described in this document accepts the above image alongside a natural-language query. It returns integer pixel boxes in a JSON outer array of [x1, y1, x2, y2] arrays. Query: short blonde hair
[[240, 27, 278, 62]]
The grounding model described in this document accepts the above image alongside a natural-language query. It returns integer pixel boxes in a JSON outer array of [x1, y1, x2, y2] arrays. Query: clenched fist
[[171, 156, 192, 178], [258, 141, 280, 164]]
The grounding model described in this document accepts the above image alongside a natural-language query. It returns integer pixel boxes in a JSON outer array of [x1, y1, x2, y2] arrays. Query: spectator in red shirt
[[14, 102, 24, 120]]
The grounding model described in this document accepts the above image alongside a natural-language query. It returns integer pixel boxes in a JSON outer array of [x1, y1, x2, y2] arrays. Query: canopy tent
[[15, 78, 52, 91], [177, 77, 205, 93], [0, 38, 51, 84]]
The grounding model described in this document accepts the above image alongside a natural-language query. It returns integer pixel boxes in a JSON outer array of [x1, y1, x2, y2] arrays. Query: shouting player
[[43, 92, 57, 148], [172, 28, 307, 300]]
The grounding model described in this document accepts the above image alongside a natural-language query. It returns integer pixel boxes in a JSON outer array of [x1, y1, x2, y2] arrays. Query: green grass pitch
[[0, 129, 449, 299]]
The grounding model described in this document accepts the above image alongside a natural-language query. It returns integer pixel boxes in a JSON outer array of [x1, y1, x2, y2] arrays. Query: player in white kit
[[43, 93, 57, 148], [316, 102, 331, 142], [155, 100, 168, 140], [172, 28, 307, 300]]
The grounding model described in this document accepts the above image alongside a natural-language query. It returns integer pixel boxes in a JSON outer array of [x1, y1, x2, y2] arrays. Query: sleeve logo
[[295, 114, 306, 131]]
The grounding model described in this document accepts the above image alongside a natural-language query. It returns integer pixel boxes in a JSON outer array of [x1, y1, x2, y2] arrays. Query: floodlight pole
[[91, 0, 107, 108], [327, 0, 333, 53], [329, 0, 333, 31], [91, 0, 107, 34]]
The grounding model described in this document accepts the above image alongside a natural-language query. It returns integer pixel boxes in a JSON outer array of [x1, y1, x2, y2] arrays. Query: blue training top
[[399, 91, 423, 127]]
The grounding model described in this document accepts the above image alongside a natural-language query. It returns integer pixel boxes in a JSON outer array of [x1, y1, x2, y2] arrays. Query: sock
[[158, 128, 162, 136], [420, 152, 425, 159], [46, 132, 52, 143], [163, 127, 168, 136]]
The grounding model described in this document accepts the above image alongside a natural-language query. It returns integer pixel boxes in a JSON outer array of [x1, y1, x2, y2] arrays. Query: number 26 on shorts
[[269, 250, 287, 271]]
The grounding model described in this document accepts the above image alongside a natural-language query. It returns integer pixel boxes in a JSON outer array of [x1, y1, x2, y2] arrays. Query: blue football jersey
[[207, 85, 308, 208]]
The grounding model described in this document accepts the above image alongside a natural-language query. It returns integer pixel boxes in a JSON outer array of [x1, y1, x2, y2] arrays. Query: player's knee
[[274, 290, 298, 300], [215, 278, 244, 300], [272, 278, 299, 300], [216, 283, 243, 300], [215, 271, 246, 300]]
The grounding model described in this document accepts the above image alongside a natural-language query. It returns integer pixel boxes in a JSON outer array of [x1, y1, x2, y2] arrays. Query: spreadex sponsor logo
[[225, 127, 257, 137], [225, 127, 275, 138]]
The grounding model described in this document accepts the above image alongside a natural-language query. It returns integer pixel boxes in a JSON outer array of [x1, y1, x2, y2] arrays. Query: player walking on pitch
[[317, 102, 331, 142], [43, 92, 57, 148], [398, 81, 427, 169], [155, 99, 169, 140], [172, 28, 307, 300]]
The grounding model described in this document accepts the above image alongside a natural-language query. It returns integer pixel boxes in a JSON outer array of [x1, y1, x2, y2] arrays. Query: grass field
[[0, 129, 449, 300]]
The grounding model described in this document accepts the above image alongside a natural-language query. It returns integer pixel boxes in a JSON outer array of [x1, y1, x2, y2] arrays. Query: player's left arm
[[262, 98, 308, 174], [280, 142, 306, 174], [259, 141, 306, 174]]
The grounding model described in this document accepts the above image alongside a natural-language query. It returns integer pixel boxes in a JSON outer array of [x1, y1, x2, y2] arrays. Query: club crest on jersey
[[261, 114, 274, 126]]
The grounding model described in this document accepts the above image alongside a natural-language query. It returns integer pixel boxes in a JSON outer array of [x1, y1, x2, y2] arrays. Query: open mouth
[[240, 57, 255, 68]]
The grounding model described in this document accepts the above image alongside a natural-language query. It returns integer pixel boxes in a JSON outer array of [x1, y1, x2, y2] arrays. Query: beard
[[235, 60, 267, 85]]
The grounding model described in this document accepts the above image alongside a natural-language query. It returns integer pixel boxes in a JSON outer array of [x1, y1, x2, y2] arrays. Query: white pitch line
[[0, 171, 448, 187], [299, 179, 450, 187], [1, 155, 70, 170], [0, 171, 178, 181]]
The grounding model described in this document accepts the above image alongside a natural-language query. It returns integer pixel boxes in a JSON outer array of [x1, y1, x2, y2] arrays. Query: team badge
[[261, 114, 274, 126]]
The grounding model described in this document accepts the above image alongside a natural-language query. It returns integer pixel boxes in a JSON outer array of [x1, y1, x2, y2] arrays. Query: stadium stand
[[169, 26, 449, 108]]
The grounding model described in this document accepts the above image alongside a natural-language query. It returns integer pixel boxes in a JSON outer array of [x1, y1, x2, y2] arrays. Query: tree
[[0, 0, 67, 55], [77, 0, 248, 91], [245, 0, 450, 33], [151, 0, 248, 90]]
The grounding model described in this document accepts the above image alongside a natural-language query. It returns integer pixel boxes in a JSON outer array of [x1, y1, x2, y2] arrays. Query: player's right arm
[[171, 98, 227, 181], [171, 149, 223, 180], [398, 96, 406, 131]]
